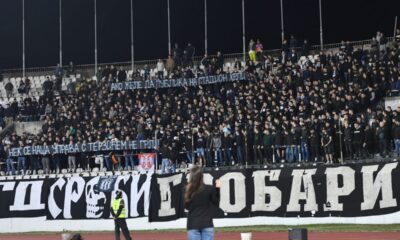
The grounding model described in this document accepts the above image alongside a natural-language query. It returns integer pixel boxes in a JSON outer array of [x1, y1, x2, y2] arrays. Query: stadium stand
[[1, 31, 400, 177]]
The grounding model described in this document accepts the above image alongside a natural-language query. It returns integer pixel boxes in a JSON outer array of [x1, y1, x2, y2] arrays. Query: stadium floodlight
[[59, 0, 62, 67], [242, 0, 246, 62], [280, 0, 284, 42], [22, 0, 25, 79], [204, 0, 208, 55], [130, 0, 134, 72], [94, 0, 98, 75], [319, 0, 324, 50]]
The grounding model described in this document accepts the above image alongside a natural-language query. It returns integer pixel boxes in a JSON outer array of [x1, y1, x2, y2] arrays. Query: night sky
[[0, 0, 399, 69]]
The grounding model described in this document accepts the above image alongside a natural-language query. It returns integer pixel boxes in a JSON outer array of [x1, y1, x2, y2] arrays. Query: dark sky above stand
[[0, 0, 399, 69]]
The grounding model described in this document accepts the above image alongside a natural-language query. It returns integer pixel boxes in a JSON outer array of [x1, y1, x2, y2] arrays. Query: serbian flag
[[138, 153, 156, 173]]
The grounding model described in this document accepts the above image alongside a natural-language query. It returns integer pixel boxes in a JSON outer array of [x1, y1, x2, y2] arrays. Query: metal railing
[[1, 37, 393, 78]]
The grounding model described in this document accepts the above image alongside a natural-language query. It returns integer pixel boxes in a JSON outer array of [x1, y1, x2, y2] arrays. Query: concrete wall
[[385, 96, 400, 110], [1, 212, 400, 233], [15, 121, 44, 136]]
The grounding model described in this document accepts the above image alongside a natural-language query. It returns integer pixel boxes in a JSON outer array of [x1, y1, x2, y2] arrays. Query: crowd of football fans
[[1, 30, 400, 175]]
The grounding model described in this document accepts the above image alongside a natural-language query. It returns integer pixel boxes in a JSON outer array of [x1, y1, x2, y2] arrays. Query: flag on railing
[[138, 153, 156, 173]]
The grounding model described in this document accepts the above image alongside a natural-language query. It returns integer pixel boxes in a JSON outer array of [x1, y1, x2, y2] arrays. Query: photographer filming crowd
[[1, 30, 400, 175]]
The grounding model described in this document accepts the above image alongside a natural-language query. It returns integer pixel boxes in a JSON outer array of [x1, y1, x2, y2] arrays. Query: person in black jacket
[[301, 40, 310, 56], [283, 130, 293, 163], [376, 121, 387, 157], [253, 128, 263, 165], [393, 120, 400, 157], [300, 122, 309, 162], [233, 127, 244, 165], [352, 123, 364, 159], [321, 128, 334, 164], [310, 128, 321, 162], [343, 122, 353, 159], [222, 132, 233, 166], [195, 132, 206, 166], [204, 130, 213, 167], [274, 128, 284, 162], [5, 81, 14, 98], [263, 129, 273, 164], [185, 166, 220, 240], [160, 141, 172, 174], [363, 124, 375, 158]]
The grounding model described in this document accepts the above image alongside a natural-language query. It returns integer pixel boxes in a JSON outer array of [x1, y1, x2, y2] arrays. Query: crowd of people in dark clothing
[[1, 31, 400, 175]]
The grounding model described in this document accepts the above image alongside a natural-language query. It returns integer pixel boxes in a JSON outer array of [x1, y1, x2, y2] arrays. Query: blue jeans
[[104, 155, 112, 171], [214, 149, 223, 166], [300, 142, 309, 162], [125, 154, 134, 169], [186, 151, 194, 163], [395, 139, 400, 156], [292, 146, 299, 162], [285, 147, 293, 163], [161, 158, 175, 174], [52, 155, 61, 170], [236, 146, 243, 164], [196, 148, 205, 158], [136, 134, 145, 141], [17, 156, 26, 172], [6, 158, 15, 175], [223, 149, 231, 165], [31, 156, 42, 171], [188, 228, 214, 240], [285, 146, 299, 163]]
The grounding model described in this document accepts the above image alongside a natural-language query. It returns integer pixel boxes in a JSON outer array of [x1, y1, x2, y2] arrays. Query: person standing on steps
[[111, 190, 132, 240]]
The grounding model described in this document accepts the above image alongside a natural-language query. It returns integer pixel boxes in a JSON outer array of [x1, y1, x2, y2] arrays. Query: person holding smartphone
[[185, 166, 220, 240]]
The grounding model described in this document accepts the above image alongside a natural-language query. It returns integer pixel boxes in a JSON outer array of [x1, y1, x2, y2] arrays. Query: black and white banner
[[1, 162, 400, 221], [8, 139, 158, 157], [110, 72, 246, 91], [47, 174, 151, 219], [0, 180, 49, 218], [149, 162, 400, 221], [0, 174, 151, 219]]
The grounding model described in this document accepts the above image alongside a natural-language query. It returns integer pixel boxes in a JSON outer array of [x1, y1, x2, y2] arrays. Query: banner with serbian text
[[149, 162, 400, 221], [8, 139, 159, 157], [0, 162, 400, 222], [110, 72, 247, 91]]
